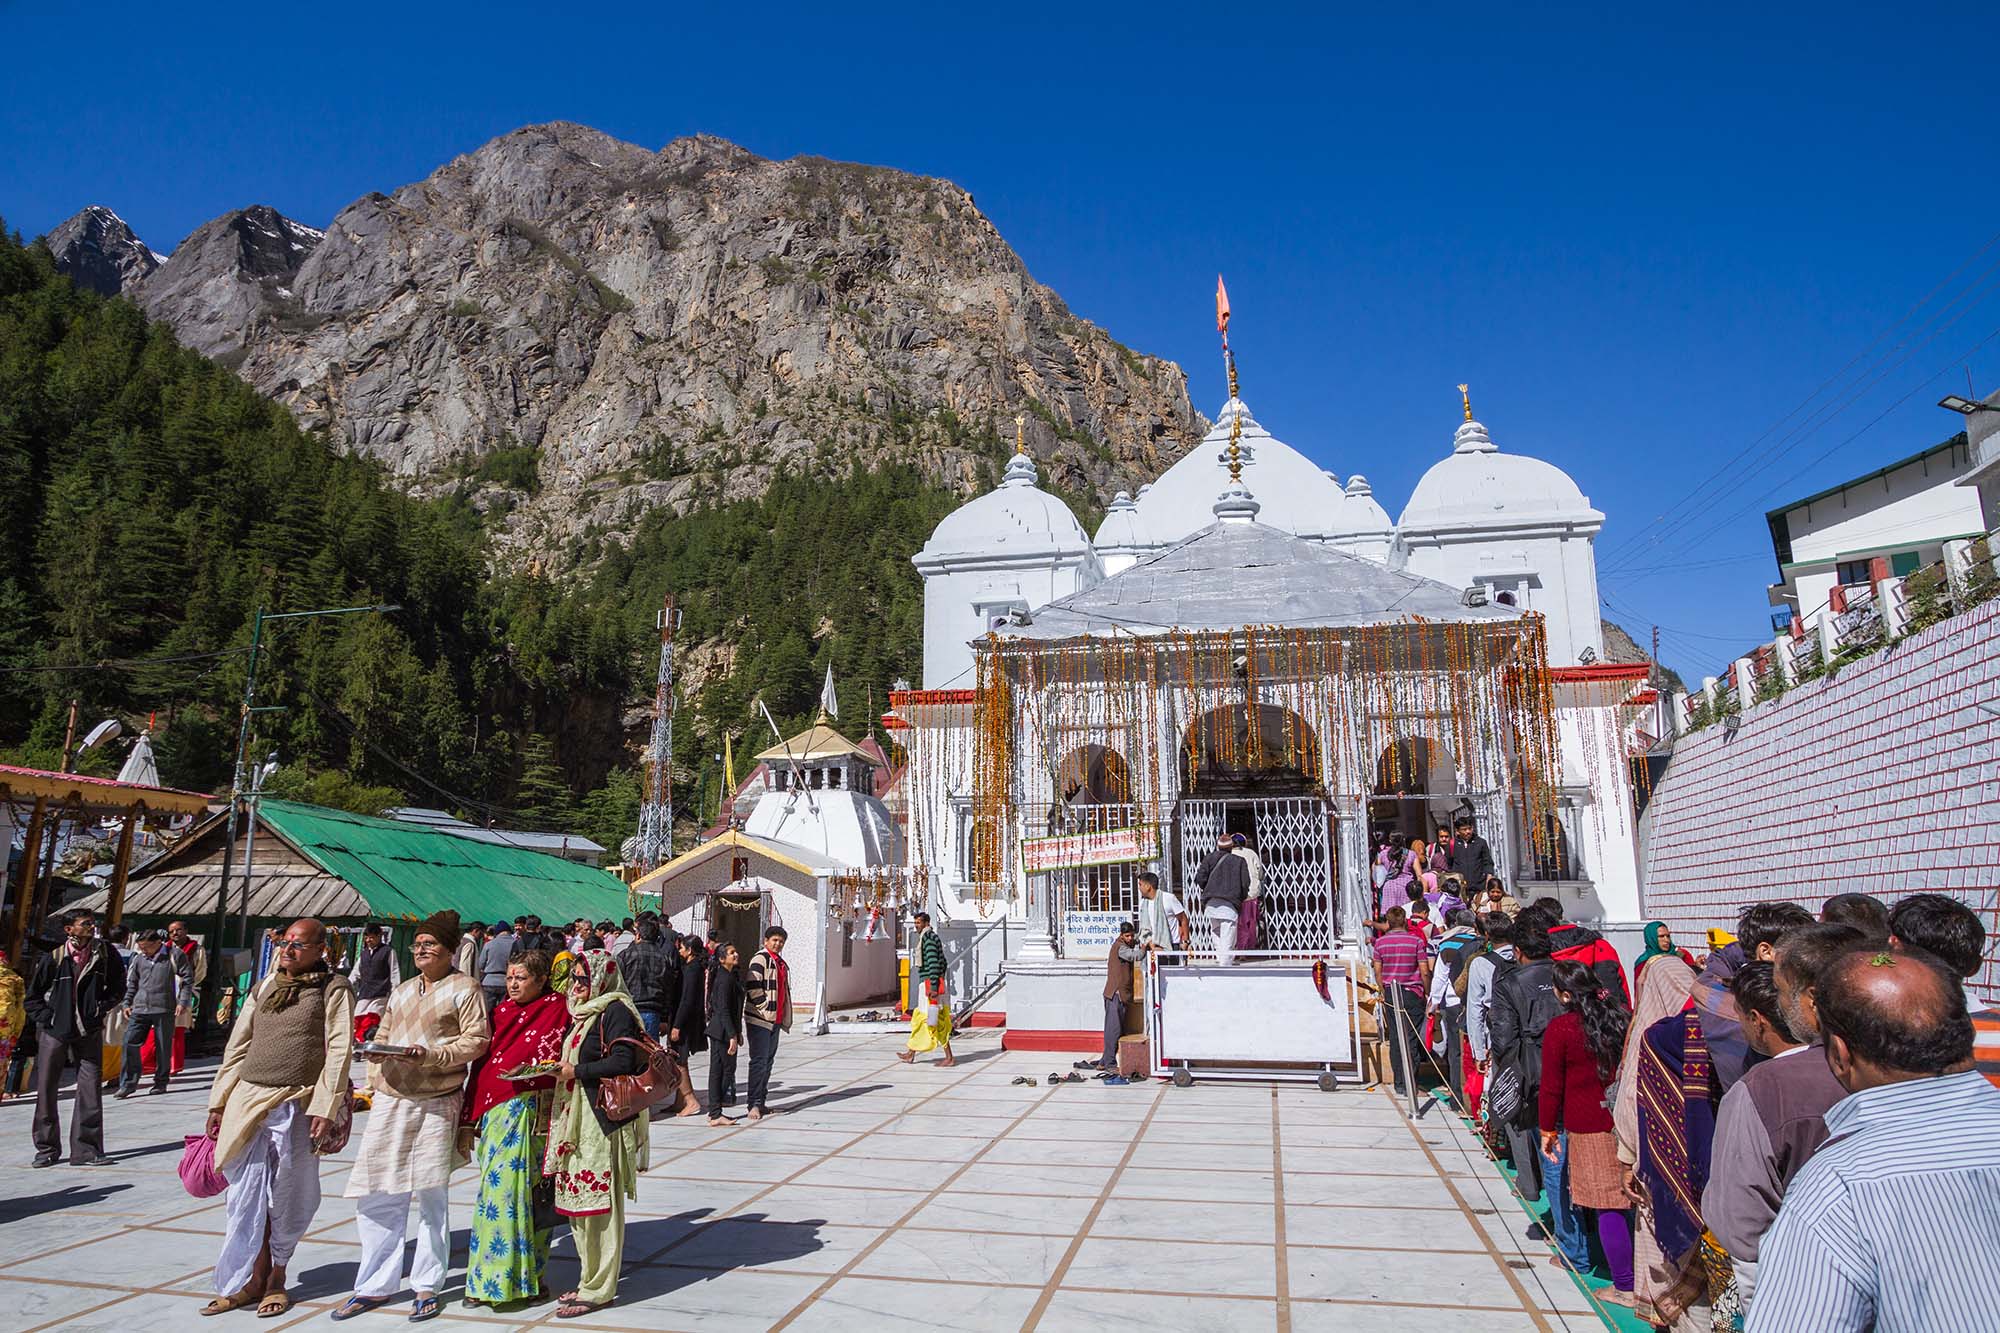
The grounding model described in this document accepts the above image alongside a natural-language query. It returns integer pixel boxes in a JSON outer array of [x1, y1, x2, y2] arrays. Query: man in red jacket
[[1525, 899, 1630, 1005]]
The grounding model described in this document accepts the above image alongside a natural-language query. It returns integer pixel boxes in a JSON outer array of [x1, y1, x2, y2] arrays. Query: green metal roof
[[257, 799, 631, 925]]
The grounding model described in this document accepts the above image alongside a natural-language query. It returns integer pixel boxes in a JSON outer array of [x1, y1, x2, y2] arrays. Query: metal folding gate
[[1175, 795, 1338, 951]]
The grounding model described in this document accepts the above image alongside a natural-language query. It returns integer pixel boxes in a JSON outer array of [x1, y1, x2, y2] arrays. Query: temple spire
[[1458, 382, 1473, 422], [1218, 276, 1244, 484]]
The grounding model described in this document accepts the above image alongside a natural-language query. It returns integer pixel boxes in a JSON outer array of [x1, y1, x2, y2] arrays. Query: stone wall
[[1640, 600, 2000, 999]]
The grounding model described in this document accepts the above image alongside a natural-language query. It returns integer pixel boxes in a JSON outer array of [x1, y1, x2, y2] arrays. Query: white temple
[[889, 381, 1651, 1046]]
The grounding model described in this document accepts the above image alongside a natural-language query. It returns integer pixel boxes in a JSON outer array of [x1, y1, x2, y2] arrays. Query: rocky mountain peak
[[77, 124, 1208, 569], [43, 205, 162, 296]]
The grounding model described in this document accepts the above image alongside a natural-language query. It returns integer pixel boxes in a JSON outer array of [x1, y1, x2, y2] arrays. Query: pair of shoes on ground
[[1046, 1071, 1087, 1084], [36, 1153, 109, 1167]]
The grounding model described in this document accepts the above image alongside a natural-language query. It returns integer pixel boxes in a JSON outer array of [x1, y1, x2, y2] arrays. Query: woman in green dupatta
[[1634, 922, 1696, 984], [545, 948, 650, 1319]]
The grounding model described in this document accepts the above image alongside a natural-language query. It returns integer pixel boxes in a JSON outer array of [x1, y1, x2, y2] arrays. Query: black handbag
[[1486, 1059, 1526, 1123], [531, 1172, 558, 1231]]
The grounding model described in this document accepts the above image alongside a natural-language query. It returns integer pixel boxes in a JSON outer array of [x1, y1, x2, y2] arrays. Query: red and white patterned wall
[[1641, 600, 2000, 999]]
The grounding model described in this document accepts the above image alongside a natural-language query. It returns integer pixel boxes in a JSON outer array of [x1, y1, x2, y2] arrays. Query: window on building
[[1891, 550, 1922, 577], [1836, 559, 1875, 586], [1494, 590, 1518, 606], [951, 800, 995, 886]]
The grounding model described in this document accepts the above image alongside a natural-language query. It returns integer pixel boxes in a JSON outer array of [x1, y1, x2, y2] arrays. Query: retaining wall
[[1640, 600, 2000, 998]]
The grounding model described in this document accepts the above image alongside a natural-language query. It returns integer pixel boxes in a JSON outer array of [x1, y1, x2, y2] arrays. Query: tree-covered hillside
[[0, 223, 961, 851]]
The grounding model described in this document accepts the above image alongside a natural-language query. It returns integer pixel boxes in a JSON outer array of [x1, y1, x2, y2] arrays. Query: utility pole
[[634, 596, 681, 874], [197, 602, 397, 1046], [1650, 625, 1661, 688]]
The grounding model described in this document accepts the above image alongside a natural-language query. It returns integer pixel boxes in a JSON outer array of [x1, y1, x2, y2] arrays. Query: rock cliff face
[[63, 124, 1205, 562], [43, 206, 162, 296]]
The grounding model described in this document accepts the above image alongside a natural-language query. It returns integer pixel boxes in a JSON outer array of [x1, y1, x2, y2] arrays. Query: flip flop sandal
[[1010, 1076, 1036, 1085], [200, 1291, 260, 1317], [410, 1294, 442, 1322], [331, 1295, 392, 1321], [256, 1290, 292, 1319], [1061, 1072, 1086, 1083], [1071, 1059, 1098, 1069], [1046, 1072, 1062, 1084], [556, 1300, 606, 1319]]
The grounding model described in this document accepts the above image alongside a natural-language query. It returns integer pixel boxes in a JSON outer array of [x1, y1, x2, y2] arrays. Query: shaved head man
[[1749, 947, 2000, 1332]]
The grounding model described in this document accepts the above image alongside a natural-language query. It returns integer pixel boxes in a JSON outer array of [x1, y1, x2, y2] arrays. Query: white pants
[[353, 1185, 450, 1298], [215, 1100, 321, 1296], [1206, 904, 1239, 966]]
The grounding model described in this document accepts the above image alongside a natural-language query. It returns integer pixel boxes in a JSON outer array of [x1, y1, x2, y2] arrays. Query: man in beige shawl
[[335, 910, 488, 1323], [202, 918, 354, 1318], [1612, 953, 1707, 1332]]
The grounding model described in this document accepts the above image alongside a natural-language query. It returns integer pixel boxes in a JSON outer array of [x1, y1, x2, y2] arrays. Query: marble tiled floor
[[0, 1034, 1615, 1331]]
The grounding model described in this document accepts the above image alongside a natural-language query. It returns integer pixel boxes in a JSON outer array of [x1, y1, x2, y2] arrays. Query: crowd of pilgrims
[[1366, 880, 2000, 1331], [185, 907, 792, 1322]]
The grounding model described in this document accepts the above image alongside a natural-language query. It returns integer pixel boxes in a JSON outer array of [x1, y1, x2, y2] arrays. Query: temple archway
[[1179, 703, 1322, 799], [1369, 736, 1459, 847]]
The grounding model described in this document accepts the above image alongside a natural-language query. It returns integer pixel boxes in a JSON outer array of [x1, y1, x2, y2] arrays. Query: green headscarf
[[1634, 921, 1685, 980], [543, 949, 649, 1213]]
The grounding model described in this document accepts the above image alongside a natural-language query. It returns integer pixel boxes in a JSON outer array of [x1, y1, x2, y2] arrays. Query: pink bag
[[180, 1133, 228, 1198]]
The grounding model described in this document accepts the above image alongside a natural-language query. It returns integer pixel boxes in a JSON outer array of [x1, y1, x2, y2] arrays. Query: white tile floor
[[0, 1033, 1614, 1331]]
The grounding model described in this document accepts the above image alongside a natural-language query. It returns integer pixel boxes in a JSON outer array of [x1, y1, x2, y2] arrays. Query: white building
[[889, 382, 1649, 1045], [629, 720, 906, 1019], [1766, 433, 1983, 633]]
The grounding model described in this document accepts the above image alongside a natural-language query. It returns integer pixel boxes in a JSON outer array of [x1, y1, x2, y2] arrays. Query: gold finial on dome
[[1014, 414, 1027, 455], [1458, 383, 1473, 422]]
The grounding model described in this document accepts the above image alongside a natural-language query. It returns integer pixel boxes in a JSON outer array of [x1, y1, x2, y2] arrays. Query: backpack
[[1446, 939, 1484, 1001]]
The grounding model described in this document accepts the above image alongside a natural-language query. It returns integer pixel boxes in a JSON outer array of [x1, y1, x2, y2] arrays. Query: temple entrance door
[[1175, 794, 1338, 951]]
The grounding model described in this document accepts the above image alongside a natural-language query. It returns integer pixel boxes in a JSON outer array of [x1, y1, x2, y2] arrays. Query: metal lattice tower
[[635, 596, 681, 872]]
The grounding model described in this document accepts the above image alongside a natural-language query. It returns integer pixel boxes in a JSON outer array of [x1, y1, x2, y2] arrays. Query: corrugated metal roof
[[73, 868, 369, 920], [253, 800, 631, 925]]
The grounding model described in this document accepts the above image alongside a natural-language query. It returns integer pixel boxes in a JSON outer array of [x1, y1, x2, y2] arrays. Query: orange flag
[[1215, 276, 1231, 334]]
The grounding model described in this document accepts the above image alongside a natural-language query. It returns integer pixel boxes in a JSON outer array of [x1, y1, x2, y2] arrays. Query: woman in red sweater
[[1539, 960, 1635, 1305]]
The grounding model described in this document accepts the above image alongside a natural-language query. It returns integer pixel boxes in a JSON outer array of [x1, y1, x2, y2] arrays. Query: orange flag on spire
[[1215, 275, 1231, 334]]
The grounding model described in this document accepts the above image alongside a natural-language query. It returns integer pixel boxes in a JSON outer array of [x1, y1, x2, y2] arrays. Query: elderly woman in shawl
[[460, 948, 568, 1309], [1634, 923, 1697, 984], [546, 948, 650, 1319], [1612, 953, 1715, 1332]]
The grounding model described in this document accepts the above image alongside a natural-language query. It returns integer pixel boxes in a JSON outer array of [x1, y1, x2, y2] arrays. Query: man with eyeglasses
[[336, 911, 489, 1324], [202, 918, 354, 1317]]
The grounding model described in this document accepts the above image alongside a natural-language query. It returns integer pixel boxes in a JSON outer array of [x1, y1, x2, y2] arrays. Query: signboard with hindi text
[[1020, 824, 1159, 874], [1061, 909, 1127, 961]]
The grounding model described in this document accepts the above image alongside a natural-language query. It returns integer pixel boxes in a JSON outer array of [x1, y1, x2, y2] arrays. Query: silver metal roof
[[995, 521, 1521, 642]]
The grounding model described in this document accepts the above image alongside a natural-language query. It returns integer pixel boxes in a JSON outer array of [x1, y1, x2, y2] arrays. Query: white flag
[[820, 664, 838, 720]]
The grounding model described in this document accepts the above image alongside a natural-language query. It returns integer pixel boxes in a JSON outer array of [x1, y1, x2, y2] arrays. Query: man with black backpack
[[1487, 920, 1563, 1202]]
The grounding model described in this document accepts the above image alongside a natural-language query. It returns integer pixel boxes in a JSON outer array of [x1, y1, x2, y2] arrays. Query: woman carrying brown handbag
[[545, 949, 650, 1319]]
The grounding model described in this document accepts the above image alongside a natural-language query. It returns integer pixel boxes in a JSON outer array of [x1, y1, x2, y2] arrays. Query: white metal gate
[[1176, 796, 1338, 951]]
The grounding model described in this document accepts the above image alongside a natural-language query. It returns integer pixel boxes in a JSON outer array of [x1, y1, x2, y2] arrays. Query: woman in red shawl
[[459, 948, 568, 1309]]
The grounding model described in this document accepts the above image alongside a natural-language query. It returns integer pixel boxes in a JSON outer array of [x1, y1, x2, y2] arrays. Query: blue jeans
[[1546, 1132, 1594, 1269], [637, 1009, 661, 1038]]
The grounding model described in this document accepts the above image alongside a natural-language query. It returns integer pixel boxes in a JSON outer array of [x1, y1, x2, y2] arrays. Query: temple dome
[[916, 449, 1094, 567], [1093, 490, 1151, 554], [1398, 416, 1599, 530], [1129, 397, 1350, 546], [1314, 471, 1395, 537]]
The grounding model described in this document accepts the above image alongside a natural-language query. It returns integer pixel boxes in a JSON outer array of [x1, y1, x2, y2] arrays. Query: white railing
[[1675, 528, 2000, 733]]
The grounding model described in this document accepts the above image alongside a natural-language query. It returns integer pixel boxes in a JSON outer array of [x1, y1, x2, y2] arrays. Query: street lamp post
[[195, 603, 397, 1044]]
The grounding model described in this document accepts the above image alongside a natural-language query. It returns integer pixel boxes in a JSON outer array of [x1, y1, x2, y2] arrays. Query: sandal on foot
[[896, 1051, 915, 1063], [409, 1295, 441, 1322], [256, 1290, 292, 1318], [200, 1291, 260, 1317], [556, 1300, 605, 1319], [331, 1296, 392, 1321]]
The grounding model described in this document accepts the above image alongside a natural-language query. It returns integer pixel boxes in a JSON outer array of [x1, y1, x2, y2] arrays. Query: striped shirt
[[1746, 1071, 2000, 1332], [1373, 929, 1425, 995]]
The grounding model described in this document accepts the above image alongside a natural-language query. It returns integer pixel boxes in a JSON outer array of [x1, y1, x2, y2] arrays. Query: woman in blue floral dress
[[459, 948, 568, 1308]]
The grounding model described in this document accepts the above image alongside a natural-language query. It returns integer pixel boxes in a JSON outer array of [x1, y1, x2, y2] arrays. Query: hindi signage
[[1061, 909, 1127, 961], [1020, 824, 1159, 874]]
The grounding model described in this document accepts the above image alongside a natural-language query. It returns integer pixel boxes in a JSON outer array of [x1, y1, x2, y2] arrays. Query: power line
[[1599, 229, 2000, 571]]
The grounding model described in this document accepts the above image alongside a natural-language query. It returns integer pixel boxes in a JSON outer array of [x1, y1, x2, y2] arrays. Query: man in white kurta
[[336, 911, 488, 1320], [204, 918, 354, 1316]]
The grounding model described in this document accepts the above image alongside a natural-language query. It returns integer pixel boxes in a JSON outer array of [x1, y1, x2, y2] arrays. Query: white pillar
[[1733, 658, 1755, 711], [1815, 608, 1839, 663], [812, 871, 830, 1035], [1876, 576, 1908, 638], [1773, 635, 1794, 685]]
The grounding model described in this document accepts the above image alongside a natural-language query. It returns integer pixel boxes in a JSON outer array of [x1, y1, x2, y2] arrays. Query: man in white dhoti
[[333, 910, 488, 1323], [201, 918, 353, 1318]]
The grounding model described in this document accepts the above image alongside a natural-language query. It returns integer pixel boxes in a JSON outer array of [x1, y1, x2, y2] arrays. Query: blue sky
[[5, 2, 1998, 681]]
